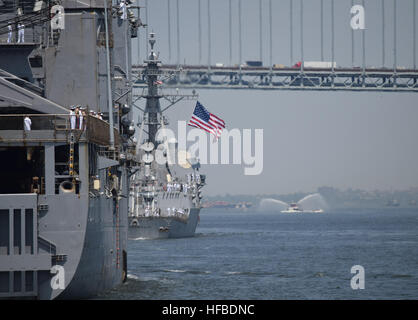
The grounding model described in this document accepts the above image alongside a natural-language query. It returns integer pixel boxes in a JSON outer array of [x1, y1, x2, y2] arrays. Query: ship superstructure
[[0, 0, 141, 299], [129, 33, 205, 239]]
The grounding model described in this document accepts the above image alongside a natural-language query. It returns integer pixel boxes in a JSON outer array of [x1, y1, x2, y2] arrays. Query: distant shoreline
[[203, 186, 418, 212]]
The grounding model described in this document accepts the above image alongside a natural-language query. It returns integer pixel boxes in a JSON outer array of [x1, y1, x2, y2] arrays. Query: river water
[[97, 208, 418, 299]]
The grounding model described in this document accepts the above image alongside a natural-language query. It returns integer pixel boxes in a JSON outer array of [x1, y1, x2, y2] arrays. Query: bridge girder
[[132, 65, 418, 92]]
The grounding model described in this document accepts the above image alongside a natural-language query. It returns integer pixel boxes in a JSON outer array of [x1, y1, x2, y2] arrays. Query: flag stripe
[[190, 117, 217, 135], [190, 116, 216, 132], [209, 119, 223, 135], [210, 114, 225, 127], [191, 115, 217, 131], [209, 118, 224, 129], [188, 119, 216, 135], [209, 118, 224, 137], [211, 120, 225, 129], [210, 113, 224, 123]]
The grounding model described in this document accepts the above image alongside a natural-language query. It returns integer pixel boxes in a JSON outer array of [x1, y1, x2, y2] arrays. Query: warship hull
[[57, 196, 128, 299], [129, 208, 200, 239], [0, 189, 128, 300], [0, 136, 130, 300], [0, 0, 137, 298]]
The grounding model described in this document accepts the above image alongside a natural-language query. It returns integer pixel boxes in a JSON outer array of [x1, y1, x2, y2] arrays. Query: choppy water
[[97, 208, 418, 299]]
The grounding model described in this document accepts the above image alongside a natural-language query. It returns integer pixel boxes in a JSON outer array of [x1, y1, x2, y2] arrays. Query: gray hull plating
[[57, 196, 128, 299], [129, 208, 200, 239], [0, 190, 128, 300]]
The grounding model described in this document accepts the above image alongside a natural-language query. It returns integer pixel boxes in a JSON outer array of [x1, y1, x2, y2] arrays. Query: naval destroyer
[[129, 33, 205, 239], [0, 0, 142, 299]]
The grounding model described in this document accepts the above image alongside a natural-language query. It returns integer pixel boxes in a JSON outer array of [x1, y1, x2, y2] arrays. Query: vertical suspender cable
[[208, 0, 211, 68], [176, 0, 180, 66], [269, 0, 272, 69], [414, 0, 416, 69], [382, 0, 385, 67], [239, 0, 242, 67], [145, 0, 149, 56], [394, 0, 397, 72], [290, 0, 293, 66], [321, 0, 324, 61], [140, 0, 141, 65], [362, 0, 366, 75], [300, 0, 304, 73], [259, 0, 263, 62], [229, 0, 232, 66], [351, 0, 355, 67], [331, 0, 334, 73], [168, 0, 172, 62], [198, 0, 202, 64]]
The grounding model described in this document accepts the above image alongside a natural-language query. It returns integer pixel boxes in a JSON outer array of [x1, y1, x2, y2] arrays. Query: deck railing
[[0, 114, 120, 146]]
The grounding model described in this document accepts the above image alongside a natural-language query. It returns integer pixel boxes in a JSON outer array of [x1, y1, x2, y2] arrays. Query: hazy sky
[[131, 0, 418, 196]]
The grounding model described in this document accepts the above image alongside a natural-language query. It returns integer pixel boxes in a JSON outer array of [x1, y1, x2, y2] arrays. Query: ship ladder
[[69, 132, 75, 185]]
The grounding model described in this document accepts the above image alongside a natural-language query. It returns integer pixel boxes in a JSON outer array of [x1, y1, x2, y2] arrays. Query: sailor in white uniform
[[70, 106, 76, 130], [17, 23, 24, 43], [24, 116, 32, 131], [119, 0, 127, 20], [78, 106, 84, 130], [7, 24, 12, 43]]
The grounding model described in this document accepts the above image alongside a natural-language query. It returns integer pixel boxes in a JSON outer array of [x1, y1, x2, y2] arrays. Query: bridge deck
[[132, 65, 418, 92]]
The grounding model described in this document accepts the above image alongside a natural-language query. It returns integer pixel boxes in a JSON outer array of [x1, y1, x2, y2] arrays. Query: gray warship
[[129, 33, 205, 239], [0, 0, 141, 299]]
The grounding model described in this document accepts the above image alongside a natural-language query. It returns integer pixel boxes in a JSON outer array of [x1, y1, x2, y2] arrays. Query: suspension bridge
[[132, 0, 418, 92]]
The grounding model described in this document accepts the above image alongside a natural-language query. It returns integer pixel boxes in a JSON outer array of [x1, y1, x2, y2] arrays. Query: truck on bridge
[[292, 61, 337, 69]]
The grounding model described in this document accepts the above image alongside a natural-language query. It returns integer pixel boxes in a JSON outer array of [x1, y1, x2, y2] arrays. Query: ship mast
[[137, 33, 198, 147], [143, 33, 161, 144]]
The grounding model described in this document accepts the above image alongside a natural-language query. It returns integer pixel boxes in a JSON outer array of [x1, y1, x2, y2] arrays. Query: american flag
[[188, 101, 225, 139]]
